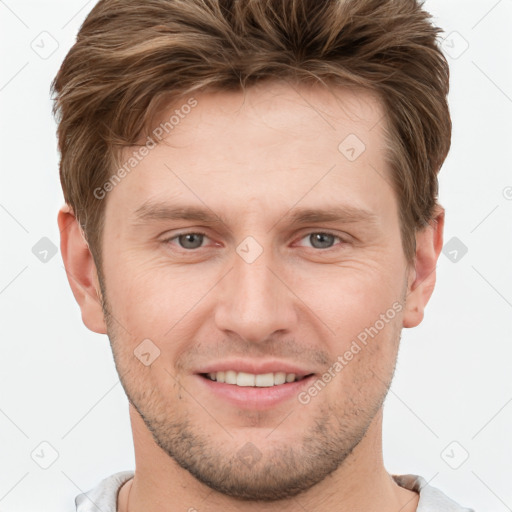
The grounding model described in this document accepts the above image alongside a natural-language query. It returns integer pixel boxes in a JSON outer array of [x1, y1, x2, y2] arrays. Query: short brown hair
[[51, 0, 451, 269]]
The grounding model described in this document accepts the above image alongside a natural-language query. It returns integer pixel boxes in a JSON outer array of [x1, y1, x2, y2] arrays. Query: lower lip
[[195, 374, 316, 410]]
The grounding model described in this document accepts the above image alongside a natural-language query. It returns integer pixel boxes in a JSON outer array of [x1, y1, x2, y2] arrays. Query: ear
[[403, 204, 445, 328], [58, 204, 107, 334]]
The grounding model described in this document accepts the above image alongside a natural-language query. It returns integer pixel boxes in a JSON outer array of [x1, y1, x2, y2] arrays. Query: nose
[[214, 241, 299, 344]]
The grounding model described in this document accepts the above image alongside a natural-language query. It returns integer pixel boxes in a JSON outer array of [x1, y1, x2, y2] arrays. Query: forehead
[[149, 81, 385, 147], [108, 81, 395, 229]]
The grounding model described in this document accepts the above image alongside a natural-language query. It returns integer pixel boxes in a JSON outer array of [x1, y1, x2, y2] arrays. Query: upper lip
[[195, 359, 316, 378]]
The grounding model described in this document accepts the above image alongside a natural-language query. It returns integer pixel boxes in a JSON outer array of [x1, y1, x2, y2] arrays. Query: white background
[[0, 0, 511, 510]]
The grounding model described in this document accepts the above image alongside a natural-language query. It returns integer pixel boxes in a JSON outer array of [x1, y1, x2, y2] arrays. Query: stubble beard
[[98, 275, 400, 502]]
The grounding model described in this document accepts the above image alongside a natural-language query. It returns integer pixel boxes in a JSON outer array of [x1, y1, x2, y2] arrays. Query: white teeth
[[273, 372, 286, 385], [205, 371, 301, 386], [225, 370, 237, 385], [237, 372, 255, 386], [255, 373, 274, 387]]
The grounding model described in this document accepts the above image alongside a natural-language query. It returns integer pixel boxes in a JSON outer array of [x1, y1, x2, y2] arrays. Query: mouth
[[196, 370, 317, 410], [199, 371, 314, 387]]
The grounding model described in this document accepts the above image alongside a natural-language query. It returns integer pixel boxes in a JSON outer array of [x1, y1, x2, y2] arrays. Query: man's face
[[99, 82, 412, 500]]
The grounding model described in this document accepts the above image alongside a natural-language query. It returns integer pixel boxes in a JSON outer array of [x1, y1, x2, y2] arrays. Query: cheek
[[102, 249, 197, 330], [293, 262, 403, 337], [320, 313, 402, 408], [297, 264, 404, 381]]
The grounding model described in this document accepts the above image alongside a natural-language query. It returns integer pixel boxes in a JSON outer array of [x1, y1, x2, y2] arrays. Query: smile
[[201, 370, 312, 387]]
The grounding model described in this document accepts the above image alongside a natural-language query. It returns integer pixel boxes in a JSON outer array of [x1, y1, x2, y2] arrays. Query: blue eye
[[164, 231, 345, 252], [297, 232, 343, 250], [169, 232, 208, 250]]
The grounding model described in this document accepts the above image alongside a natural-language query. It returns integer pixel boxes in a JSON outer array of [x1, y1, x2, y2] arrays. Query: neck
[[118, 407, 419, 512]]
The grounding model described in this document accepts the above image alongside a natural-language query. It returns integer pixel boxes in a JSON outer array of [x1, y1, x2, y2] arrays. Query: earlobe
[[402, 205, 445, 329], [58, 204, 107, 334]]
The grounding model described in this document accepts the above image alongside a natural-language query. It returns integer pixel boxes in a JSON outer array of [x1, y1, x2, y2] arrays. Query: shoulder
[[393, 474, 475, 512], [75, 471, 135, 512]]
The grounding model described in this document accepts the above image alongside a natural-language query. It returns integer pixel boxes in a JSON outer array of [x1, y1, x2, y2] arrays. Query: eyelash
[[162, 230, 347, 252]]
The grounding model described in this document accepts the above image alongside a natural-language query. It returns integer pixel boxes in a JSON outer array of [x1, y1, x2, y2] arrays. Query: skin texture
[[59, 81, 444, 512]]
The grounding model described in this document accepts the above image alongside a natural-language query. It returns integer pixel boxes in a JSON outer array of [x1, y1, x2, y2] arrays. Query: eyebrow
[[133, 201, 379, 229]]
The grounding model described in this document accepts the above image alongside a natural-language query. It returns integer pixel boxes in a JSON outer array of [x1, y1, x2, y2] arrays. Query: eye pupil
[[179, 233, 204, 249], [310, 233, 335, 249]]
